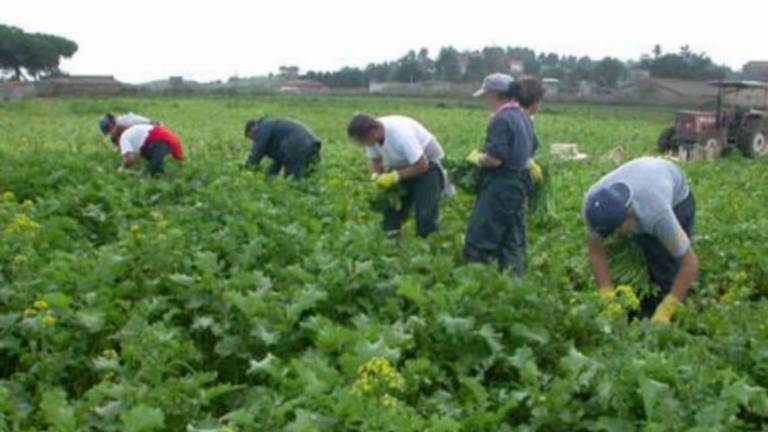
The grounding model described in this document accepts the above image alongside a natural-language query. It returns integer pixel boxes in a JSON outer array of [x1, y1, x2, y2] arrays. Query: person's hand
[[651, 295, 680, 324], [528, 159, 544, 184], [466, 150, 483, 165], [374, 171, 400, 189]]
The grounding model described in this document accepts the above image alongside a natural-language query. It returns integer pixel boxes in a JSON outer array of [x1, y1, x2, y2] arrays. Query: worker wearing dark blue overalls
[[244, 118, 322, 179], [463, 74, 543, 276]]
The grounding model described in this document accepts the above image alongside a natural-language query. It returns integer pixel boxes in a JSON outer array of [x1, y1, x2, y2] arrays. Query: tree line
[[0, 24, 78, 81], [303, 45, 731, 89]]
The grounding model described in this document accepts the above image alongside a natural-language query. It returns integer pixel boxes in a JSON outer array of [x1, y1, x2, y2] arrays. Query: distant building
[[743, 62, 768, 80], [36, 75, 123, 97], [542, 78, 561, 95], [0, 81, 37, 100], [627, 68, 651, 83], [279, 66, 300, 80], [276, 79, 331, 95], [509, 60, 525, 77], [617, 78, 717, 105]]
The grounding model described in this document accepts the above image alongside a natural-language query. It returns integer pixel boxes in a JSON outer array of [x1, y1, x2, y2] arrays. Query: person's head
[[347, 114, 384, 146], [519, 77, 546, 115], [99, 113, 116, 135], [474, 73, 516, 111], [244, 119, 262, 140], [585, 182, 634, 238]]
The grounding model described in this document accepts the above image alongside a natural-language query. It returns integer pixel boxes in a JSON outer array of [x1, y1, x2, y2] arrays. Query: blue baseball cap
[[99, 116, 115, 135], [585, 183, 632, 237]]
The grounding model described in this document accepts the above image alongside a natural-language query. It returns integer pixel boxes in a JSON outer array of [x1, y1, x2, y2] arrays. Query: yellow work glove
[[374, 171, 400, 189], [528, 159, 544, 184], [651, 295, 681, 324], [466, 149, 483, 165], [598, 287, 615, 302]]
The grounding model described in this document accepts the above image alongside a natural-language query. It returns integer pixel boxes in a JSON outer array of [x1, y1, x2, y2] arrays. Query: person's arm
[[120, 153, 139, 171], [480, 116, 512, 169], [395, 155, 429, 181], [477, 153, 503, 168], [657, 216, 698, 301], [587, 234, 613, 292], [371, 158, 385, 175], [670, 248, 698, 300], [246, 126, 271, 168]]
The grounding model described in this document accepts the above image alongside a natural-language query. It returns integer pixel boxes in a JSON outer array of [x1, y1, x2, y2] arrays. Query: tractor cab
[[658, 80, 768, 159]]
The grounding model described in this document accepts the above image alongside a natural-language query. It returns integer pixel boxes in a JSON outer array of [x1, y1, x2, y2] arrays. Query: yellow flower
[[615, 285, 640, 310], [381, 394, 399, 408], [23, 308, 36, 318], [15, 215, 40, 230], [102, 349, 118, 359], [21, 200, 34, 210], [33, 300, 49, 311], [600, 302, 624, 319], [353, 357, 406, 396], [41, 314, 57, 327]]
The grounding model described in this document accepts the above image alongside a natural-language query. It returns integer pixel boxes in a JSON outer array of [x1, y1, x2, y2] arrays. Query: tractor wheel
[[657, 127, 677, 153], [699, 132, 724, 159], [739, 129, 768, 158]]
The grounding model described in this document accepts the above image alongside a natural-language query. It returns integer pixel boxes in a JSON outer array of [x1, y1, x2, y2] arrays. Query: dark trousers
[[635, 192, 696, 316], [143, 142, 171, 176], [269, 143, 321, 180], [463, 177, 527, 276], [382, 164, 442, 238]]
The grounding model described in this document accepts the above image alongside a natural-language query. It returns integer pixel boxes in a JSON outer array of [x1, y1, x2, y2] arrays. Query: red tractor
[[658, 81, 768, 159]]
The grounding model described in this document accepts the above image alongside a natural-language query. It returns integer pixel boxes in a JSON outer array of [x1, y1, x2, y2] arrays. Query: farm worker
[[99, 112, 153, 146], [462, 74, 538, 276], [347, 114, 448, 238], [244, 118, 322, 179], [518, 77, 546, 180], [584, 157, 698, 324], [118, 124, 184, 176]]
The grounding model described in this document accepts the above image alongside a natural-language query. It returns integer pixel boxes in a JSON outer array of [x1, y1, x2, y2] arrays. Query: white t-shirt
[[119, 124, 153, 156], [116, 113, 151, 129], [366, 116, 444, 170]]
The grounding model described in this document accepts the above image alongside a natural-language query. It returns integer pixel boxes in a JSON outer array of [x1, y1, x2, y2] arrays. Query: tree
[[0, 24, 78, 80], [641, 45, 730, 80], [435, 47, 463, 82], [592, 57, 626, 88], [394, 50, 426, 83]]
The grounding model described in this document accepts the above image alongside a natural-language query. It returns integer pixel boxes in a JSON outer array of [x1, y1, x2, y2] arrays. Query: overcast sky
[[4, 0, 766, 83]]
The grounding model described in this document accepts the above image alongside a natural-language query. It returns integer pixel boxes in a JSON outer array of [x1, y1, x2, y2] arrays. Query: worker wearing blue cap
[[99, 112, 153, 147], [584, 157, 697, 324]]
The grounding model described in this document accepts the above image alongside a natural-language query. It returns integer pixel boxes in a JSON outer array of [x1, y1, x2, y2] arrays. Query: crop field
[[1, 96, 768, 431]]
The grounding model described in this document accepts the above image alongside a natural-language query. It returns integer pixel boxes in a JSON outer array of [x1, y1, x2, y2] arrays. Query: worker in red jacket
[[118, 124, 184, 175]]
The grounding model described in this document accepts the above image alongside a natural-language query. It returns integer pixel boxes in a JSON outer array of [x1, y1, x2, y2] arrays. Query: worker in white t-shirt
[[99, 112, 153, 147], [118, 124, 184, 176], [347, 114, 446, 238]]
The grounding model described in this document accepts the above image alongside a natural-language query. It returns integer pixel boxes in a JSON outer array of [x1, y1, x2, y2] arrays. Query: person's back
[[586, 157, 689, 233], [244, 118, 321, 179]]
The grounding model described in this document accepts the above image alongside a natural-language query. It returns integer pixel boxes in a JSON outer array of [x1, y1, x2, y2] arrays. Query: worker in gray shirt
[[463, 74, 543, 276], [584, 157, 698, 324], [244, 118, 322, 179]]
